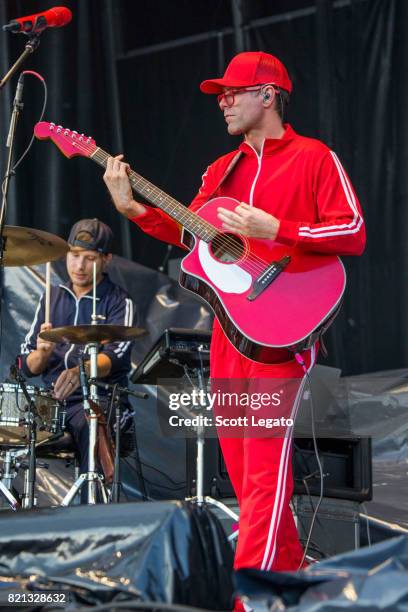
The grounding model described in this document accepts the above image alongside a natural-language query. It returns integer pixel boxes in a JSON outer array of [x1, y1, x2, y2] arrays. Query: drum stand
[[185, 346, 239, 525], [10, 365, 38, 509], [0, 450, 20, 510], [61, 263, 108, 506]]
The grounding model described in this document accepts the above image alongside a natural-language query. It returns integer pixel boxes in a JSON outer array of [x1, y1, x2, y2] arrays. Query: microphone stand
[[89, 379, 149, 503], [0, 73, 24, 267], [0, 33, 41, 90]]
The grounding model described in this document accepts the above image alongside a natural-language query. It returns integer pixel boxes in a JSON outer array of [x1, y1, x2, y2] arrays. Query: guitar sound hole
[[210, 233, 245, 263]]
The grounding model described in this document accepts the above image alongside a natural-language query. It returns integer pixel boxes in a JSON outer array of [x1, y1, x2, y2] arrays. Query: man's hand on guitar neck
[[103, 155, 146, 218]]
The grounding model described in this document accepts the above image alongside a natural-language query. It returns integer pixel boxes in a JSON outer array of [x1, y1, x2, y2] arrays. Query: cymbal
[[39, 324, 147, 344], [2, 225, 69, 266]]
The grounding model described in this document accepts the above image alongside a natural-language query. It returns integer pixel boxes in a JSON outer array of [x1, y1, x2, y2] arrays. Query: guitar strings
[[60, 134, 279, 276], [92, 146, 276, 276], [89, 144, 274, 274], [92, 146, 275, 277], [90, 142, 276, 275]]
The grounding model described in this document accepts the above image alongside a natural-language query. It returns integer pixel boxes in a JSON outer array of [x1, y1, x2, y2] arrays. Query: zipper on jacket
[[246, 139, 265, 206]]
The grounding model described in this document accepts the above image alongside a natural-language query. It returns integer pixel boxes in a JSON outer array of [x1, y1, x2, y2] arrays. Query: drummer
[[19, 218, 136, 482]]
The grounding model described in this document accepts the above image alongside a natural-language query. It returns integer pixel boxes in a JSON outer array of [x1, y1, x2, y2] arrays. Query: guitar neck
[[91, 147, 217, 241]]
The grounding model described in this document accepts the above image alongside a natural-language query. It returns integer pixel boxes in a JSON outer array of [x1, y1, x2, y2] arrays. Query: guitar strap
[[206, 151, 243, 201], [180, 151, 243, 247]]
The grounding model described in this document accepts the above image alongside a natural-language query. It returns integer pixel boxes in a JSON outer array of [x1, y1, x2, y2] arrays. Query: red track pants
[[210, 323, 317, 572]]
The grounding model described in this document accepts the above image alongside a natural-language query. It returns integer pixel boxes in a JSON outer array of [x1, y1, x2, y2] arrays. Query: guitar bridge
[[247, 255, 291, 301]]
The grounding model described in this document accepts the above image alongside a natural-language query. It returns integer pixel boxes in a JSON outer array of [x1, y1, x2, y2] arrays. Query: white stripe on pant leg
[[265, 346, 317, 570], [260, 362, 308, 570], [260, 345, 316, 571], [260, 377, 305, 570]]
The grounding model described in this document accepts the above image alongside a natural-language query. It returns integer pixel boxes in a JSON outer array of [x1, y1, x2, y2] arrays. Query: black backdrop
[[0, 0, 405, 375]]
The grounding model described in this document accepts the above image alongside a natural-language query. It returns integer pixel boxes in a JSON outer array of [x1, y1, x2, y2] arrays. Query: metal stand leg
[[0, 479, 19, 510], [23, 421, 37, 509], [111, 395, 122, 503], [0, 450, 21, 511], [186, 347, 239, 526], [61, 341, 108, 506]]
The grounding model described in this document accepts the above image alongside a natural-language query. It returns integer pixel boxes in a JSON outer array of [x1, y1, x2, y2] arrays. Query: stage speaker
[[294, 495, 361, 558], [293, 437, 372, 502], [186, 437, 372, 503]]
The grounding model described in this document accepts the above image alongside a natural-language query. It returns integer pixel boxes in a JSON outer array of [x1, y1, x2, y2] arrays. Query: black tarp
[[0, 501, 234, 610], [235, 535, 408, 611]]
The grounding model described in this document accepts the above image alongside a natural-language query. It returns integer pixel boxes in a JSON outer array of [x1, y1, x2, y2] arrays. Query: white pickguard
[[198, 240, 252, 294]]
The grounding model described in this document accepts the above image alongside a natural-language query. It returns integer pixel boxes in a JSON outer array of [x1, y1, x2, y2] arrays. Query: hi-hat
[[1, 225, 69, 266], [39, 324, 147, 345]]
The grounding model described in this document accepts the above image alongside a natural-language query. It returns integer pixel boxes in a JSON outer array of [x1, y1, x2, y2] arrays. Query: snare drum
[[0, 383, 62, 447]]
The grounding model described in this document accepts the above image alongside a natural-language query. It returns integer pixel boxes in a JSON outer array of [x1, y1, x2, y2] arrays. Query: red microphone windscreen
[[47, 6, 72, 27]]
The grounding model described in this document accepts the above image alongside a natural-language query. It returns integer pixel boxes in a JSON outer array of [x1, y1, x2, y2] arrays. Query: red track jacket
[[130, 124, 365, 256]]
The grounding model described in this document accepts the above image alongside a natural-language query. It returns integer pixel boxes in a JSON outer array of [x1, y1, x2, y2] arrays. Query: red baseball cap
[[200, 51, 292, 95]]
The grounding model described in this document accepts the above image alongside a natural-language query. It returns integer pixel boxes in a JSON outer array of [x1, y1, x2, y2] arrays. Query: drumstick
[[92, 260, 97, 322], [45, 261, 51, 324]]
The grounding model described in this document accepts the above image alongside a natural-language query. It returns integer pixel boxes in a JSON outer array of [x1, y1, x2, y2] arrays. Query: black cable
[[12, 70, 48, 171], [128, 418, 149, 501], [123, 458, 185, 494], [139, 460, 186, 487], [121, 448, 186, 488], [298, 367, 324, 569], [293, 351, 325, 569], [292, 480, 328, 561]]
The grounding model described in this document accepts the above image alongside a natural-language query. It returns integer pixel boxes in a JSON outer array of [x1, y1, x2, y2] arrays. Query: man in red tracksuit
[[103, 51, 366, 572]]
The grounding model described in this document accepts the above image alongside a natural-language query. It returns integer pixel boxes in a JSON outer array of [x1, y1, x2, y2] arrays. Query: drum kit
[[0, 225, 147, 509]]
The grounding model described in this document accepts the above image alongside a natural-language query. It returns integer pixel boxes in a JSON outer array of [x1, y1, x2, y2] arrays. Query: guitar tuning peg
[[63, 129, 69, 136], [79, 133, 84, 141], [50, 122, 55, 131], [56, 125, 62, 133]]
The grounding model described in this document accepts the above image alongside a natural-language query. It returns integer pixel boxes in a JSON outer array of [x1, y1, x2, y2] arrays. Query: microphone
[[88, 378, 149, 400], [7, 73, 24, 147], [3, 6, 72, 34], [13, 73, 24, 105]]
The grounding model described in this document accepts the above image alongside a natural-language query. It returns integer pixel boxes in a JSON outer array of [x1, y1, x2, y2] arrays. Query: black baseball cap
[[68, 218, 113, 254]]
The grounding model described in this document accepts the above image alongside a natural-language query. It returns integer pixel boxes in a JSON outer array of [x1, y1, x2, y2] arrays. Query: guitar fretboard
[[91, 147, 218, 242]]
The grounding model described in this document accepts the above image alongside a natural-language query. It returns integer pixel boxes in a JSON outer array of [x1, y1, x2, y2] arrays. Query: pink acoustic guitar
[[34, 121, 346, 363]]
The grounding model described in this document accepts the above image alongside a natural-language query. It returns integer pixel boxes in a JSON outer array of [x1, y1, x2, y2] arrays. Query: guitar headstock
[[34, 121, 97, 159]]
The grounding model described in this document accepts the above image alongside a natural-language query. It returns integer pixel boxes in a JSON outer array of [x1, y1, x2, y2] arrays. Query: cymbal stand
[[185, 345, 239, 523], [62, 262, 108, 505]]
